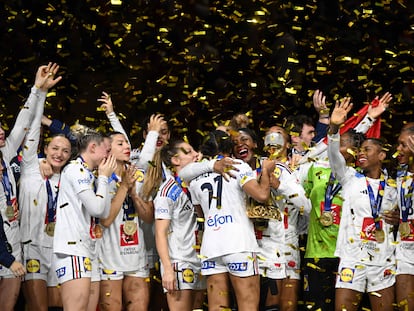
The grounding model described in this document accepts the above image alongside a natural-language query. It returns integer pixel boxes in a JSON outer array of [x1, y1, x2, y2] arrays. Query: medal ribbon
[[323, 172, 342, 212], [400, 176, 414, 223], [79, 156, 101, 237], [123, 196, 135, 221], [108, 172, 118, 184], [366, 175, 386, 230], [174, 173, 191, 201], [45, 178, 59, 224], [1, 160, 13, 205], [255, 157, 262, 176], [0, 214, 12, 253]]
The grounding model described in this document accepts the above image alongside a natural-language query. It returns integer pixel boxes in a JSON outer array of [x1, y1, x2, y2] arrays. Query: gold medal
[[320, 211, 334, 227], [399, 222, 411, 238], [94, 224, 103, 239], [5, 205, 14, 219], [123, 221, 137, 236], [45, 222, 55, 237], [374, 228, 385, 243]]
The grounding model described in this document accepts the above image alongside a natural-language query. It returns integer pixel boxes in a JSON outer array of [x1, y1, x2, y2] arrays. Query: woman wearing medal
[[328, 98, 398, 311], [52, 130, 116, 311], [0, 63, 62, 311], [19, 68, 72, 311], [97, 93, 155, 311], [395, 125, 414, 310]]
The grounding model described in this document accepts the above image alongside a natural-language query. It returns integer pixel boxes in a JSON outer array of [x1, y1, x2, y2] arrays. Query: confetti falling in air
[[0, 1, 412, 149]]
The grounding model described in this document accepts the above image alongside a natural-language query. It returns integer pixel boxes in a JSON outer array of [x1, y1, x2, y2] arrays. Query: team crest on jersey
[[120, 224, 139, 246], [26, 259, 41, 273], [182, 268, 195, 283], [56, 267, 66, 278], [339, 267, 354, 283], [361, 217, 382, 241], [83, 257, 92, 271], [319, 202, 341, 225]]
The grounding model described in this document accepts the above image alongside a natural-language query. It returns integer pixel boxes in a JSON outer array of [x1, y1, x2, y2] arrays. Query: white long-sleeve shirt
[[328, 132, 397, 266]]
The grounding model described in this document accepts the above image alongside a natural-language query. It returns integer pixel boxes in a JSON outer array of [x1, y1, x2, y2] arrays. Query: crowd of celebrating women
[[1, 63, 413, 311]]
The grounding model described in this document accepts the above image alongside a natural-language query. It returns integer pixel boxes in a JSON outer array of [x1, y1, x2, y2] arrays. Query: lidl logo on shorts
[[102, 269, 116, 275], [182, 268, 195, 283], [339, 267, 354, 283], [26, 259, 40, 273], [228, 262, 248, 272], [56, 267, 66, 278], [202, 261, 215, 270], [83, 257, 92, 271]]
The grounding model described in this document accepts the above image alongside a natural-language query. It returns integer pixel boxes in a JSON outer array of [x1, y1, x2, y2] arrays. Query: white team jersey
[[328, 133, 397, 265], [396, 173, 414, 264], [99, 175, 147, 271], [189, 160, 259, 259], [154, 175, 199, 264], [0, 185, 19, 253], [19, 170, 60, 247], [19, 94, 58, 247], [258, 163, 311, 268], [53, 158, 109, 259], [1, 86, 46, 250]]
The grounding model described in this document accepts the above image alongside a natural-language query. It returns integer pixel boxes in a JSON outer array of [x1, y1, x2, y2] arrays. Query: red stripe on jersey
[[161, 178, 176, 197]]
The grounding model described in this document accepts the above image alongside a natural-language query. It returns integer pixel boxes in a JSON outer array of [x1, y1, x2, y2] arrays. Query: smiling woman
[[0, 63, 62, 311]]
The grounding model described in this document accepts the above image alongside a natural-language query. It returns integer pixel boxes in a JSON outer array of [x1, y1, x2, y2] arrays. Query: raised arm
[[354, 92, 392, 134], [136, 114, 165, 169], [3, 63, 61, 160], [98, 91, 130, 145], [327, 97, 353, 184]]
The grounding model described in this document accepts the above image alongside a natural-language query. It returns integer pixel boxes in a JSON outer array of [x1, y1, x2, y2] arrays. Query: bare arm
[[242, 159, 274, 202], [155, 218, 176, 292]]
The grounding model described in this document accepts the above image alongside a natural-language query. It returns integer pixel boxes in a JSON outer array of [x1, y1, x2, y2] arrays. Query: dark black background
[[0, 0, 413, 149]]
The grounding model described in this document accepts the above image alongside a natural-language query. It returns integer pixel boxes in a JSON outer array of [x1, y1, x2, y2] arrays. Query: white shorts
[[160, 261, 205, 292], [0, 241, 22, 278], [23, 244, 58, 286], [53, 253, 93, 285], [335, 260, 395, 292], [259, 261, 300, 280], [396, 259, 414, 276], [91, 257, 100, 282], [201, 252, 259, 278], [100, 265, 150, 281]]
